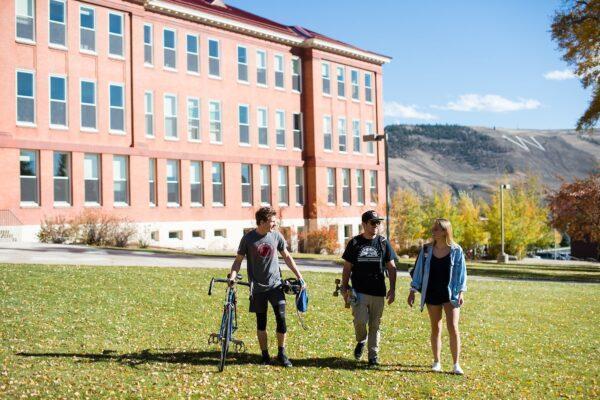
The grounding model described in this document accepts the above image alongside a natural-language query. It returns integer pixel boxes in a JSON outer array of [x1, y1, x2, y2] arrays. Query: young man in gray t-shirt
[[229, 206, 305, 367]]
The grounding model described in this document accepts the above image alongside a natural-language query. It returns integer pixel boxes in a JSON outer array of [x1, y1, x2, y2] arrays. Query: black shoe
[[261, 355, 272, 365], [277, 353, 293, 367], [354, 342, 365, 360], [368, 357, 379, 367]]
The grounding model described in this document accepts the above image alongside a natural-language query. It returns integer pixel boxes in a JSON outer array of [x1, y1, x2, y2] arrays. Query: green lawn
[[1, 264, 598, 399]]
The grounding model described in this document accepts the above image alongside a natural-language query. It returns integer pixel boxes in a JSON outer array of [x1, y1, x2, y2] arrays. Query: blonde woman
[[407, 218, 467, 374]]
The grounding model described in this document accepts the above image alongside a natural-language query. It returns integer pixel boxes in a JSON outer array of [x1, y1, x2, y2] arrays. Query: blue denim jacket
[[410, 243, 467, 311]]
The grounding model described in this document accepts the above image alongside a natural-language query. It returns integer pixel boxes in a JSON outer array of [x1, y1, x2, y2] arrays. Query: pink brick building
[[0, 0, 391, 250]]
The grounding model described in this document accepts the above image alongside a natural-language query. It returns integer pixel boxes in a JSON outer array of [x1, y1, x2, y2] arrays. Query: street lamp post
[[363, 133, 390, 240], [498, 183, 511, 263]]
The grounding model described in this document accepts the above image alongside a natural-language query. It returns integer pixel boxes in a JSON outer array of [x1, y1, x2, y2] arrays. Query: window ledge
[[16, 38, 36, 46], [164, 136, 180, 141], [20, 202, 39, 208], [49, 44, 68, 51], [84, 202, 101, 208], [109, 130, 126, 135], [80, 49, 98, 56], [53, 202, 72, 208], [188, 139, 202, 143], [108, 55, 125, 61], [50, 125, 69, 131], [212, 203, 224, 208], [191, 203, 203, 208], [17, 122, 37, 128], [239, 143, 251, 147], [114, 203, 129, 208]]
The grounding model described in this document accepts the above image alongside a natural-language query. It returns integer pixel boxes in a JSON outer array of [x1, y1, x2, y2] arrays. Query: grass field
[[1, 263, 599, 399]]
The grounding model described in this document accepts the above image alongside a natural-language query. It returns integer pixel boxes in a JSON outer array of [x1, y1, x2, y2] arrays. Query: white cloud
[[433, 94, 541, 113], [543, 69, 577, 80], [384, 101, 438, 120]]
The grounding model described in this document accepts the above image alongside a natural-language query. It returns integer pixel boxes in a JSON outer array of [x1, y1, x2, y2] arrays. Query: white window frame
[[238, 103, 250, 146], [49, 74, 68, 130], [163, 28, 177, 71], [113, 155, 129, 207], [108, 11, 124, 59], [209, 100, 222, 144], [48, 0, 67, 49], [212, 162, 224, 206], [186, 33, 199, 75], [352, 119, 361, 153], [326, 167, 336, 205], [274, 54, 284, 90], [356, 169, 364, 205], [208, 38, 220, 78], [351, 69, 360, 101], [84, 153, 101, 206], [143, 23, 153, 66], [369, 170, 378, 205], [80, 79, 97, 132], [366, 121, 375, 155], [257, 107, 268, 147], [241, 163, 252, 206], [16, 69, 36, 127], [108, 82, 125, 135], [292, 112, 303, 150], [278, 166, 288, 206], [260, 165, 271, 205], [321, 62, 331, 96], [337, 66, 346, 99], [16, 0, 36, 44], [338, 117, 347, 153], [275, 109, 286, 149], [144, 91, 154, 138], [256, 50, 267, 87], [323, 115, 332, 152], [190, 161, 203, 207], [291, 56, 302, 93], [237, 45, 249, 84], [295, 166, 304, 206], [187, 96, 200, 142], [164, 93, 178, 140], [53, 151, 71, 207], [148, 158, 157, 207], [342, 168, 351, 206], [19, 149, 39, 206], [79, 5, 96, 54], [365, 72, 373, 104], [166, 159, 180, 207]]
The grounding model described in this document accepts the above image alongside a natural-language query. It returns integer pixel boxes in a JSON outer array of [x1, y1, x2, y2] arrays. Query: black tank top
[[426, 253, 451, 297]]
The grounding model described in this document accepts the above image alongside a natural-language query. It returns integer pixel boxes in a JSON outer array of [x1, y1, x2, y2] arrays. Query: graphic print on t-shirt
[[256, 242, 275, 258], [358, 246, 380, 262]]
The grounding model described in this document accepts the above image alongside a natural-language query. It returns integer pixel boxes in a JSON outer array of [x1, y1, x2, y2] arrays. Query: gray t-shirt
[[237, 230, 286, 294]]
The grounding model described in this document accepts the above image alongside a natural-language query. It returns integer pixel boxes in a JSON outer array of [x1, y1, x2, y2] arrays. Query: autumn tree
[[389, 188, 426, 250], [456, 192, 488, 252], [547, 173, 600, 242], [423, 189, 462, 243], [551, 0, 600, 130]]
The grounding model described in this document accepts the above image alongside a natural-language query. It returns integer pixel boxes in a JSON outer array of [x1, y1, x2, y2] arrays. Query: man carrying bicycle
[[340, 210, 397, 366], [229, 206, 305, 367]]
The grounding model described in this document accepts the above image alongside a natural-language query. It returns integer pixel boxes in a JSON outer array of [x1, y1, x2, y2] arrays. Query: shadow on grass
[[16, 349, 436, 373]]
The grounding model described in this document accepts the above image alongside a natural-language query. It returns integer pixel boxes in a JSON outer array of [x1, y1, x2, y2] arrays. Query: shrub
[[37, 215, 72, 244], [112, 222, 137, 247], [303, 226, 340, 255]]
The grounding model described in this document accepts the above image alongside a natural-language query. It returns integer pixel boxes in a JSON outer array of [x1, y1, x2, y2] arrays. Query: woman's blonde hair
[[432, 218, 455, 247]]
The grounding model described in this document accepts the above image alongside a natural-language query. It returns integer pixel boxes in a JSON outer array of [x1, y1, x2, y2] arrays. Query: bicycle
[[208, 274, 250, 372]]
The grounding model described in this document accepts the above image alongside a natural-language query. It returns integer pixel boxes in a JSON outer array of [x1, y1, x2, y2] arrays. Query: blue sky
[[226, 0, 590, 129]]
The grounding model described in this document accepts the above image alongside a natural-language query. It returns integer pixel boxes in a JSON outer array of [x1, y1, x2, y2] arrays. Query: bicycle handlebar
[[208, 277, 250, 296]]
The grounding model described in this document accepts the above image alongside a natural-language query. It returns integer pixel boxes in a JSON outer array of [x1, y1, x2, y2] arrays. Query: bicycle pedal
[[208, 333, 220, 344]]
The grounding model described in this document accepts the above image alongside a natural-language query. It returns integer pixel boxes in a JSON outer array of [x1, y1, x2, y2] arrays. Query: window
[[238, 46, 248, 82], [275, 110, 285, 148], [186, 34, 199, 73], [260, 165, 271, 205], [209, 101, 222, 143], [366, 122, 375, 154], [214, 229, 226, 238], [258, 107, 268, 146], [49, 75, 67, 128], [190, 161, 203, 206], [278, 166, 288, 205], [327, 168, 336, 204], [163, 28, 176, 69], [238, 104, 249, 145], [164, 94, 177, 139], [293, 113, 303, 150], [109, 84, 125, 133], [344, 225, 353, 243], [351, 69, 359, 101], [80, 80, 96, 130], [149, 158, 156, 206], [20, 150, 38, 205], [113, 156, 129, 205], [144, 91, 154, 137], [49, 0, 66, 47], [53, 152, 71, 205], [369, 170, 378, 204], [212, 162, 224, 205], [352, 120, 361, 153], [144, 24, 153, 65], [356, 169, 364, 205], [208, 39, 220, 77], [337, 66, 345, 98], [150, 231, 159, 241], [16, 70, 35, 125], [295, 167, 304, 206], [241, 164, 252, 205], [256, 50, 267, 86], [321, 62, 330, 95], [168, 231, 182, 240], [338, 117, 347, 152], [291, 57, 301, 92], [84, 153, 101, 205], [342, 168, 350, 205], [16, 0, 35, 42], [365, 72, 373, 103], [274, 54, 284, 89], [166, 159, 180, 206], [108, 12, 124, 58], [79, 6, 95, 53], [192, 230, 205, 239], [187, 97, 200, 141], [323, 116, 332, 151]]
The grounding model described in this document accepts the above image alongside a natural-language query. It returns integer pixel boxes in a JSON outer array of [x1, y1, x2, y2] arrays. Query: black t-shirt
[[342, 235, 396, 297]]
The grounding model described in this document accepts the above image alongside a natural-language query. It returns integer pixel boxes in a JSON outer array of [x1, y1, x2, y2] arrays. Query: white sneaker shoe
[[453, 363, 464, 375], [431, 361, 442, 372]]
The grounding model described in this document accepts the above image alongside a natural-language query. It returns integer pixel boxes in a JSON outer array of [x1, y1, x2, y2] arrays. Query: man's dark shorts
[[249, 287, 286, 313]]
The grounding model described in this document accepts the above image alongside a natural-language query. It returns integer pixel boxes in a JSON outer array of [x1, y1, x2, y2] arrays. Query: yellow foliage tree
[[423, 189, 462, 243], [389, 188, 426, 251], [456, 192, 488, 252]]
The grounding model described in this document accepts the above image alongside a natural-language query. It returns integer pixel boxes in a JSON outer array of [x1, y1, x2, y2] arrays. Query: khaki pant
[[352, 293, 385, 359]]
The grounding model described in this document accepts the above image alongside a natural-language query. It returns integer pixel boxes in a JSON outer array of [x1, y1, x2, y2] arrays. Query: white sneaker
[[453, 363, 464, 375], [431, 361, 442, 372]]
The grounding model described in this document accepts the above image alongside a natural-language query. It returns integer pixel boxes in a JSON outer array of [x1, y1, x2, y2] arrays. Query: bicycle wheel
[[218, 304, 232, 372]]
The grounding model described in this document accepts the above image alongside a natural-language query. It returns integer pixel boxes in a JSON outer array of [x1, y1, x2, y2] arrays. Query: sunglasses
[[368, 220, 382, 226]]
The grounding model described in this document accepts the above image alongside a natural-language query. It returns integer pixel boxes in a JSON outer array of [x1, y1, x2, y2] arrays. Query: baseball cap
[[362, 210, 384, 223]]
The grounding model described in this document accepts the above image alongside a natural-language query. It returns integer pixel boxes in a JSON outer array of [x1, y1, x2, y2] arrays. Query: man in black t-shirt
[[341, 210, 397, 366]]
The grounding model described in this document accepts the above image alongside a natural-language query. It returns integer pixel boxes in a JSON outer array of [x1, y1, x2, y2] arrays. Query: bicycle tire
[[218, 304, 232, 372]]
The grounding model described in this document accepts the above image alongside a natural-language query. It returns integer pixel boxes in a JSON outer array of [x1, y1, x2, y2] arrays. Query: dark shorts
[[249, 287, 286, 313], [425, 289, 450, 306]]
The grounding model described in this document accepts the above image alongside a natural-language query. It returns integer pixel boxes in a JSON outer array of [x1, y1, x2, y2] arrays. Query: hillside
[[385, 124, 600, 199]]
